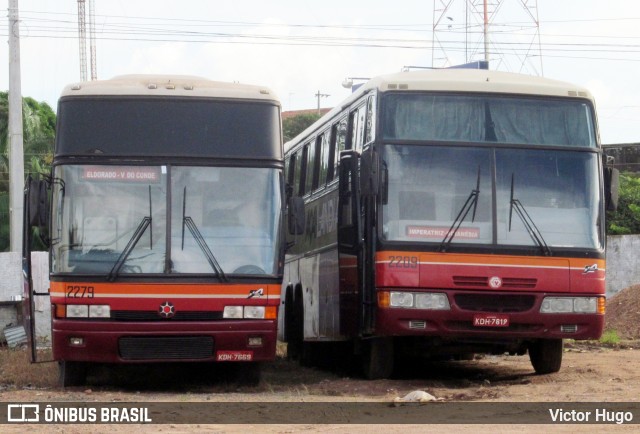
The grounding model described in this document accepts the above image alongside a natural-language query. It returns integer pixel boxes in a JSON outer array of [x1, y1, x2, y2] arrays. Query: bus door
[[337, 150, 364, 337], [22, 176, 54, 363]]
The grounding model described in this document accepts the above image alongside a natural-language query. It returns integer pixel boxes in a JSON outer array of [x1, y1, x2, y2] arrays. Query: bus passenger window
[[365, 95, 375, 144], [304, 141, 316, 195], [350, 105, 366, 153], [317, 132, 331, 186], [326, 127, 337, 182], [285, 156, 295, 196], [333, 118, 348, 177], [299, 144, 309, 196], [292, 150, 302, 197]]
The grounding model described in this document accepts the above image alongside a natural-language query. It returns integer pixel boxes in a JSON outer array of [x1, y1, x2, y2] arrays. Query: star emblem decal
[[158, 301, 175, 318]]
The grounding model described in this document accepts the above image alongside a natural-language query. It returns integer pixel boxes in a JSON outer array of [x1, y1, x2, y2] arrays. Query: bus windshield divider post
[[508, 173, 552, 256]]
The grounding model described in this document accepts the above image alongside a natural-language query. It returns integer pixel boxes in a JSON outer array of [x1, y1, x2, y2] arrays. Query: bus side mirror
[[360, 148, 380, 196], [25, 177, 51, 248], [287, 196, 306, 235], [27, 178, 50, 228], [604, 167, 619, 211]]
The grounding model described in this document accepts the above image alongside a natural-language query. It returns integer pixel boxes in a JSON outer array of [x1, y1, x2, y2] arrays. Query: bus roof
[[285, 69, 595, 151], [60, 74, 279, 103], [361, 69, 593, 100]]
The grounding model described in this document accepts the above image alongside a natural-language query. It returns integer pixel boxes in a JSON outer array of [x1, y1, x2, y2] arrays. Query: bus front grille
[[119, 336, 214, 360], [111, 311, 223, 321], [454, 293, 536, 313]]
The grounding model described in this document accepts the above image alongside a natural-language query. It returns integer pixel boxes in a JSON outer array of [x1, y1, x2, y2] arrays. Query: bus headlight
[[66, 305, 89, 318], [390, 292, 414, 308], [388, 292, 450, 310], [540, 297, 598, 314], [244, 306, 265, 319], [415, 293, 450, 310], [89, 305, 110, 318], [223, 306, 243, 319]]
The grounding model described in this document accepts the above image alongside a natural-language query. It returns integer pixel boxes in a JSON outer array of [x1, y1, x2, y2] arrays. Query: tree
[[607, 172, 640, 235], [283, 113, 322, 142], [0, 92, 55, 251]]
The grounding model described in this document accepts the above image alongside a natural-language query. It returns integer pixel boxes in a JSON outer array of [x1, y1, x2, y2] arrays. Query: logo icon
[[158, 301, 175, 318], [247, 288, 264, 299], [583, 264, 598, 274], [7, 404, 40, 422], [488, 276, 503, 289]]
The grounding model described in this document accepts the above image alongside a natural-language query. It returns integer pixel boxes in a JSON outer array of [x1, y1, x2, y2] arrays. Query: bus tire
[[58, 361, 87, 387], [362, 337, 394, 380], [529, 339, 563, 375], [287, 287, 304, 361], [239, 362, 262, 386]]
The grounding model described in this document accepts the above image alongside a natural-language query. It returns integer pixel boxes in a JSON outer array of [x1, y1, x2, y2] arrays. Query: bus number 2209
[[66, 285, 95, 298], [388, 256, 418, 268]]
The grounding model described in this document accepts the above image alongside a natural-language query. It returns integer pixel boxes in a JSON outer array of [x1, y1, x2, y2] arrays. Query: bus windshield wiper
[[108, 186, 153, 281], [181, 187, 228, 282], [508, 174, 552, 256], [439, 167, 481, 252]]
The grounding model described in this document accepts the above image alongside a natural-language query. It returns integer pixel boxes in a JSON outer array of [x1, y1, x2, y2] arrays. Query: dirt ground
[[1, 285, 639, 433]]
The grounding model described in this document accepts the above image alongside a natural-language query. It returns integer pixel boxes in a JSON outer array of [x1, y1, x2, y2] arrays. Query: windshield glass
[[383, 93, 596, 147], [382, 146, 492, 244], [496, 149, 601, 249], [381, 145, 602, 250], [51, 165, 281, 276], [170, 166, 280, 275]]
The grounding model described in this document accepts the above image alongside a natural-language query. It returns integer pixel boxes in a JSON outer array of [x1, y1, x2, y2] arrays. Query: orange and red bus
[[279, 69, 619, 378], [23, 75, 285, 386]]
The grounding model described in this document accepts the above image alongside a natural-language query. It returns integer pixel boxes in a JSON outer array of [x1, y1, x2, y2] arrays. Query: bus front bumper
[[52, 319, 277, 363]]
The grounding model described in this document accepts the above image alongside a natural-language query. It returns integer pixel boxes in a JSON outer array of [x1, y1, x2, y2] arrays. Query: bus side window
[[300, 143, 310, 196], [333, 117, 348, 177], [365, 95, 376, 144], [304, 141, 316, 195], [292, 150, 303, 197], [286, 156, 295, 197], [349, 105, 366, 153], [325, 129, 336, 183], [316, 133, 328, 188]]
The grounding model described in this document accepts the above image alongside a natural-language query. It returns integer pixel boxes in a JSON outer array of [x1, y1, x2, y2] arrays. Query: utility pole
[[315, 91, 329, 114], [8, 0, 24, 253], [88, 0, 97, 80], [77, 0, 87, 81]]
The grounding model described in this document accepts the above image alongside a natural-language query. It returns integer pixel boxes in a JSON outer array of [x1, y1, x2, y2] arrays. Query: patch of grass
[[600, 329, 621, 345], [0, 346, 58, 388]]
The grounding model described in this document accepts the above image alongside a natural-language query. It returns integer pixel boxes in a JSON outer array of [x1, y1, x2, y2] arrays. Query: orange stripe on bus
[[50, 282, 280, 296], [375, 251, 605, 269]]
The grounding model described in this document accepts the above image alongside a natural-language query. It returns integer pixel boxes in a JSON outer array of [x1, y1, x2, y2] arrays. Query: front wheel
[[361, 337, 394, 380], [529, 339, 563, 374], [58, 361, 87, 387]]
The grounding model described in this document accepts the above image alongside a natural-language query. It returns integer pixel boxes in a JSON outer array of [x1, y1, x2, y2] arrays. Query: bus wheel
[[58, 361, 87, 387], [362, 337, 394, 380], [288, 288, 305, 361], [529, 339, 563, 375], [238, 362, 262, 386]]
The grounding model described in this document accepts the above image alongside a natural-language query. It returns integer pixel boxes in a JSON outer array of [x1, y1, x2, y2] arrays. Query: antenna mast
[[432, 0, 543, 75]]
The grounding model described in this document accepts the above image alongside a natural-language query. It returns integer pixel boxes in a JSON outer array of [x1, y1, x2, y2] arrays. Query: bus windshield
[[51, 165, 281, 276], [383, 93, 596, 147], [381, 145, 602, 250]]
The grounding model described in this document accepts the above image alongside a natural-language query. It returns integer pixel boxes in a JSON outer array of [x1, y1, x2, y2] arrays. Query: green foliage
[[0, 92, 55, 252], [600, 329, 621, 345], [607, 172, 640, 235], [283, 113, 322, 143]]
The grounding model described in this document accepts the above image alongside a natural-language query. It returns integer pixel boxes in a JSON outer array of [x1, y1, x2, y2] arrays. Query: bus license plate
[[216, 351, 254, 362], [473, 314, 509, 327]]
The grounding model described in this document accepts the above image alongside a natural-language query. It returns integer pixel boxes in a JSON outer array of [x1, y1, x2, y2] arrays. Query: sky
[[2, 0, 640, 144]]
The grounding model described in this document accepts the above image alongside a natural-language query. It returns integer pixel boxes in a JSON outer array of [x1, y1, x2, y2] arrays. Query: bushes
[[607, 172, 640, 235]]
